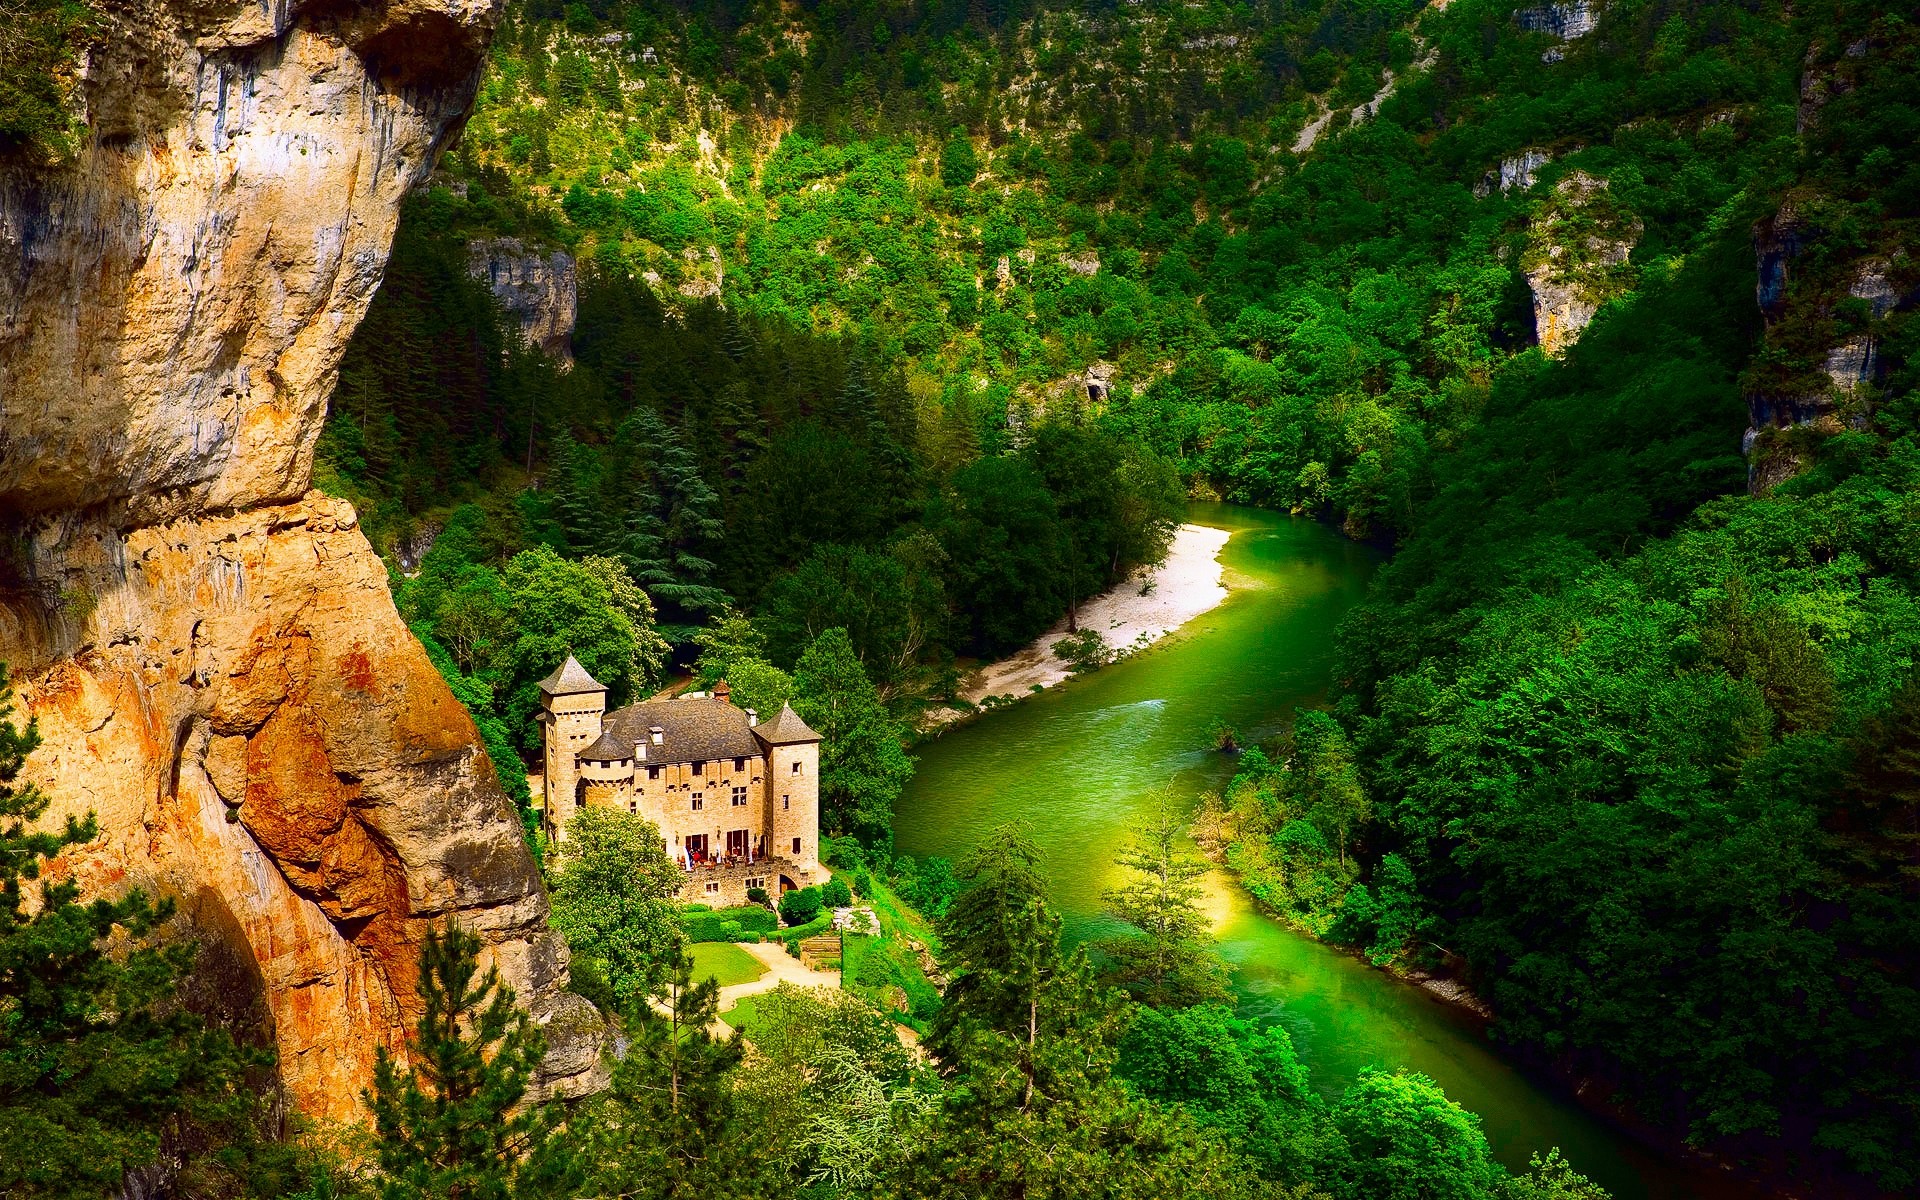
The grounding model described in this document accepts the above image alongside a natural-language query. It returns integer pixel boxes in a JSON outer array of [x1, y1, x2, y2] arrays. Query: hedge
[[680, 904, 779, 943]]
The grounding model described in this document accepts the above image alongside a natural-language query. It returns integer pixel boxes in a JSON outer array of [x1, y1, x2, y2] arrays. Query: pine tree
[[896, 826, 1259, 1200], [1096, 795, 1229, 1008], [0, 666, 260, 1198], [610, 406, 731, 628], [366, 923, 575, 1200], [575, 952, 772, 1200], [545, 430, 608, 558]]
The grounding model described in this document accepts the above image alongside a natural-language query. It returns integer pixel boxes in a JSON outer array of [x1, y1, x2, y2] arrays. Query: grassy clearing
[[688, 941, 767, 988]]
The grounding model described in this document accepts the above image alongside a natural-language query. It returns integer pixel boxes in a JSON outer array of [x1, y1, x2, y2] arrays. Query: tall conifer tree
[[367, 924, 575, 1200]]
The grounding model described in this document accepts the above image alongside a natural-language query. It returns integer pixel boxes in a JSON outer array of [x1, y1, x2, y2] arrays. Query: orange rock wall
[[0, 0, 603, 1121]]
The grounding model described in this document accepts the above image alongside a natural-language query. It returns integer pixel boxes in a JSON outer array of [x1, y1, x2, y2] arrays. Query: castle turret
[[753, 702, 823, 887], [537, 654, 607, 839]]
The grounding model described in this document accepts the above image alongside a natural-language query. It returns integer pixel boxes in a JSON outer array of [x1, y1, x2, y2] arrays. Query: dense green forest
[[304, 0, 1920, 1194]]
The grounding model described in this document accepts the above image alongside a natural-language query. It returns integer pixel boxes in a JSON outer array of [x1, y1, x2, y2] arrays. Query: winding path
[[712, 941, 840, 1034]]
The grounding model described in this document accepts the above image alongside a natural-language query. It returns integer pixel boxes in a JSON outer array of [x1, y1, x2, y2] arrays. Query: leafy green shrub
[[778, 885, 823, 926], [892, 854, 962, 920], [1052, 627, 1113, 673], [567, 958, 618, 1017], [746, 885, 770, 906], [821, 877, 853, 908], [680, 905, 778, 943], [852, 869, 873, 899], [822, 834, 869, 871]]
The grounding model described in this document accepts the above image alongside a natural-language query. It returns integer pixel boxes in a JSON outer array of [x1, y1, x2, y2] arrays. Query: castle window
[[692, 793, 704, 811], [792, 761, 802, 775], [648, 766, 661, 780], [782, 796, 790, 811], [705, 882, 720, 894], [732, 786, 748, 807], [734, 757, 746, 771], [792, 838, 801, 854], [628, 800, 637, 814], [692, 761, 704, 776]]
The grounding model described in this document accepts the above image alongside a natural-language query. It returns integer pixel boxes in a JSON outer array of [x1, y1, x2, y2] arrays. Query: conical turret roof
[[753, 701, 821, 746], [537, 654, 606, 697]]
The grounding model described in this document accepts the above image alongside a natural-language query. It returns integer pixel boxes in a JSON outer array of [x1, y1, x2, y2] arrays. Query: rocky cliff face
[[1523, 170, 1639, 356], [1743, 202, 1911, 492], [466, 237, 578, 364], [0, 0, 602, 1122]]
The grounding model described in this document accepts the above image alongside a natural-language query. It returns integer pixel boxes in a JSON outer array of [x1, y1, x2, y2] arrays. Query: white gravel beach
[[949, 522, 1232, 711]]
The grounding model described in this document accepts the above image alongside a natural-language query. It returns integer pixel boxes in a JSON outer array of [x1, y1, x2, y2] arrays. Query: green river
[[893, 503, 1741, 1200]]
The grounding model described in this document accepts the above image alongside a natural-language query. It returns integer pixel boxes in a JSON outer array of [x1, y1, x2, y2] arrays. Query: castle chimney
[[746, 707, 758, 727], [650, 726, 664, 746], [714, 679, 732, 704]]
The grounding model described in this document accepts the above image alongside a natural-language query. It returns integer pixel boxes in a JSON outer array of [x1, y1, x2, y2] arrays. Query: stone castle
[[537, 656, 823, 906]]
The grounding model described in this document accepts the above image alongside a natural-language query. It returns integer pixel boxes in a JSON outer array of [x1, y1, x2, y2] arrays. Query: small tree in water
[[1096, 794, 1229, 1008], [367, 923, 575, 1200]]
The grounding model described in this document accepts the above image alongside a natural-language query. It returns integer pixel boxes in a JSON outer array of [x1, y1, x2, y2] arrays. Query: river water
[[893, 503, 1734, 1200]]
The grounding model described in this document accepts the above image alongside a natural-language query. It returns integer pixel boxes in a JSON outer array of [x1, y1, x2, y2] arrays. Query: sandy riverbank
[[926, 523, 1231, 724]]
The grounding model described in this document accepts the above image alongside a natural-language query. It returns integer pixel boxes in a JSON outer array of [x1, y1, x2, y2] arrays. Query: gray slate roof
[[753, 702, 822, 746], [581, 696, 764, 766], [538, 654, 606, 696]]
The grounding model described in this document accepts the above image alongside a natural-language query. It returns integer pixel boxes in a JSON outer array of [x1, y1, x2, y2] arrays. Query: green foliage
[[546, 808, 686, 1005], [1096, 797, 1229, 1008], [367, 923, 575, 1200], [681, 904, 780, 943], [0, 667, 267, 1199], [731, 983, 933, 1192], [1327, 1070, 1501, 1200], [821, 876, 853, 908], [574, 951, 772, 1199], [889, 854, 962, 920], [1118, 1004, 1323, 1185], [1052, 627, 1114, 673], [793, 627, 915, 841], [897, 826, 1266, 1199], [498, 545, 643, 742], [778, 885, 824, 927], [1210, 719, 1369, 942], [0, 0, 96, 161], [1499, 1151, 1610, 1200]]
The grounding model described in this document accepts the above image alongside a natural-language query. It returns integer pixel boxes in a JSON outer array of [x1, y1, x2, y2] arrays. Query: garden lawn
[[689, 941, 767, 988]]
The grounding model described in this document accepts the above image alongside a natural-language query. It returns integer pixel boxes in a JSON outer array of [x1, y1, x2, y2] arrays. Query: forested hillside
[[318, 0, 1920, 1193]]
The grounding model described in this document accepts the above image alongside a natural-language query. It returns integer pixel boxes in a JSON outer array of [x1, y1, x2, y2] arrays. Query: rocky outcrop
[[1475, 148, 1552, 197], [1522, 170, 1639, 356], [467, 238, 578, 364], [1743, 203, 1912, 492], [1514, 1, 1597, 41], [0, 0, 603, 1123]]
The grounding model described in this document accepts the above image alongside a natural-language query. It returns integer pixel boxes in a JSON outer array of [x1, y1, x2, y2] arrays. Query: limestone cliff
[[467, 236, 578, 364], [1522, 170, 1639, 356], [0, 0, 603, 1122], [1743, 201, 1913, 492]]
